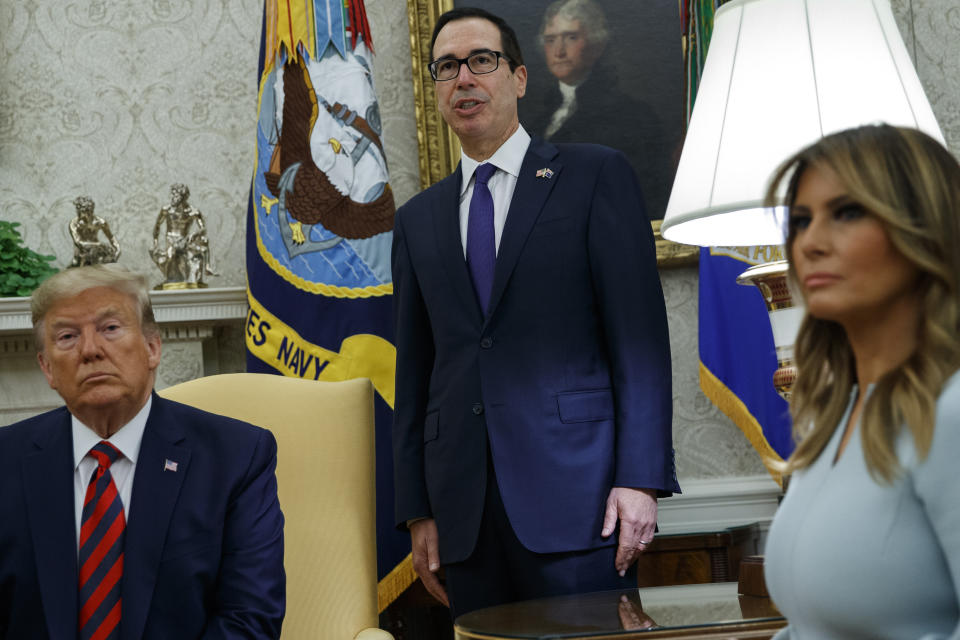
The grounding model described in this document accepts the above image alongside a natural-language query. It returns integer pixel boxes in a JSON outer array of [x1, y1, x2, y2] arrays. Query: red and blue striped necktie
[[78, 440, 125, 640]]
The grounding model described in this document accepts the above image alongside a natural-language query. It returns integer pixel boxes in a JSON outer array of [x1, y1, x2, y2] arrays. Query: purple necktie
[[466, 163, 497, 314]]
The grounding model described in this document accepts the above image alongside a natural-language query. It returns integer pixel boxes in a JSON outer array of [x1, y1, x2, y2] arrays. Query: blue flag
[[247, 0, 413, 611], [698, 246, 793, 484]]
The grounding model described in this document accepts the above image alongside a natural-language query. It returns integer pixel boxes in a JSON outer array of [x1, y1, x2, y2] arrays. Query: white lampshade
[[660, 0, 945, 247]]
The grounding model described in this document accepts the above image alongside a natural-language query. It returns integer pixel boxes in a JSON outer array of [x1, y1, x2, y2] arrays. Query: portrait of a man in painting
[[515, 0, 683, 218]]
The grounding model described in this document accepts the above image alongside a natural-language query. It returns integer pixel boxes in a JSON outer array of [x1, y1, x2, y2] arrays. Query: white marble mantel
[[0, 287, 248, 426], [0, 286, 248, 333]]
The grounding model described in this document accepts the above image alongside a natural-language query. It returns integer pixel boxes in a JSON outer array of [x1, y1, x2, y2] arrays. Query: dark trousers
[[444, 456, 636, 620]]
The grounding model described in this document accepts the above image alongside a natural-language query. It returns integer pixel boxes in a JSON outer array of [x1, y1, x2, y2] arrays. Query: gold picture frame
[[404, 0, 698, 267]]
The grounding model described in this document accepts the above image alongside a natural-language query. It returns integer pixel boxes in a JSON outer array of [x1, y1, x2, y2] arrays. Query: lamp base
[[736, 260, 801, 401]]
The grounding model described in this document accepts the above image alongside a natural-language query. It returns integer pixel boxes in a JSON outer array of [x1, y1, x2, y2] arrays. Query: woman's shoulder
[[902, 369, 960, 526], [932, 368, 960, 444], [937, 368, 960, 411], [904, 368, 960, 476], [891, 370, 960, 471]]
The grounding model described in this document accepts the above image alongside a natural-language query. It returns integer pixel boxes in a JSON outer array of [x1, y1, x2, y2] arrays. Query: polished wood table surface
[[454, 582, 784, 640]]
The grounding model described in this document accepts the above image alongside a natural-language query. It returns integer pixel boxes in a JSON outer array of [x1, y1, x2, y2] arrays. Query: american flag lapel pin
[[164, 459, 179, 472], [535, 167, 554, 179]]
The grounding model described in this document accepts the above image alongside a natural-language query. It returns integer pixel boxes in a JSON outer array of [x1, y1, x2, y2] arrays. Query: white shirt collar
[[72, 395, 152, 471], [459, 125, 531, 197]]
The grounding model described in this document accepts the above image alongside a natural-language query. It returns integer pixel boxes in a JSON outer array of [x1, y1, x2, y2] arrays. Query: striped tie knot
[[90, 441, 122, 468]]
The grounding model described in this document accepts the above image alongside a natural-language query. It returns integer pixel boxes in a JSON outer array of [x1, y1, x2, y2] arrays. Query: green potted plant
[[0, 221, 58, 297]]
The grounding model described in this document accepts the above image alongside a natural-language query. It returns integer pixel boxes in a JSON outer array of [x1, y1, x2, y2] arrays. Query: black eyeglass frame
[[428, 49, 511, 81]]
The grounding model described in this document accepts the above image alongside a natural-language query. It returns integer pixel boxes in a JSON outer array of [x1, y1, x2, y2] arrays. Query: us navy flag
[[246, 0, 413, 610]]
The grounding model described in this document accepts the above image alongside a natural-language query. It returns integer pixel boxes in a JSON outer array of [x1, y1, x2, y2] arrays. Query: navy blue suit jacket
[[0, 395, 285, 640], [392, 137, 680, 564]]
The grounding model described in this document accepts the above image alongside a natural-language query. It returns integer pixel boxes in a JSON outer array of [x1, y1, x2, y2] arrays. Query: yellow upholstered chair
[[160, 373, 393, 640]]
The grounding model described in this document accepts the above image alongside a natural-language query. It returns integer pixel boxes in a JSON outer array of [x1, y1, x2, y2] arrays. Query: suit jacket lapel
[[433, 165, 484, 322], [21, 411, 78, 640], [122, 395, 190, 640], [486, 138, 562, 323]]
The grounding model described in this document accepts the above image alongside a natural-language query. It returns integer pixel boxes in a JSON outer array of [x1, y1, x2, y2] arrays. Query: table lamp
[[660, 0, 945, 397]]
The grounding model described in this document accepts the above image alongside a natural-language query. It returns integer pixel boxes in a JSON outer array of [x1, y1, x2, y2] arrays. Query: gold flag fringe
[[377, 553, 417, 614], [699, 361, 785, 488]]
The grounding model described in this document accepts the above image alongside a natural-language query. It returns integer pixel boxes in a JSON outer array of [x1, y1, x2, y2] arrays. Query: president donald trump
[[0, 264, 284, 639], [392, 6, 680, 619]]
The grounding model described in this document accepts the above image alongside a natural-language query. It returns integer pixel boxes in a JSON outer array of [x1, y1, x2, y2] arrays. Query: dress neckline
[[830, 384, 873, 467]]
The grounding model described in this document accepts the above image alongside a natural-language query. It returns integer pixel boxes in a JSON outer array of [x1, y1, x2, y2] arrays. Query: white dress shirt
[[458, 125, 532, 257], [73, 396, 151, 553]]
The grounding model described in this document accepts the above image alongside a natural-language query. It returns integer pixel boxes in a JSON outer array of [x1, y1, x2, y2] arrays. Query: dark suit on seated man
[[0, 264, 284, 639], [392, 7, 679, 619]]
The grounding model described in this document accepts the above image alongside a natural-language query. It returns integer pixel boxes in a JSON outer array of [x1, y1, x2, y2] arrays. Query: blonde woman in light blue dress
[[763, 124, 960, 639]]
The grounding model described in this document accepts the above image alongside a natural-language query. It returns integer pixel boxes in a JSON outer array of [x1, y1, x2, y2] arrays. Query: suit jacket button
[[472, 403, 483, 415], [480, 337, 493, 349]]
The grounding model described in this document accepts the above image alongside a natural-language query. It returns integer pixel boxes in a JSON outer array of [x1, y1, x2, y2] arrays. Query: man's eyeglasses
[[428, 50, 510, 81]]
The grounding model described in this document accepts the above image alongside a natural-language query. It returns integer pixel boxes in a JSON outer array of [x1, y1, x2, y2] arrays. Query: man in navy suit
[[392, 6, 679, 619], [0, 264, 284, 639]]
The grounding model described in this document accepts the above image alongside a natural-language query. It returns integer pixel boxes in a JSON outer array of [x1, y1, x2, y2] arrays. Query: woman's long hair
[[765, 124, 960, 481]]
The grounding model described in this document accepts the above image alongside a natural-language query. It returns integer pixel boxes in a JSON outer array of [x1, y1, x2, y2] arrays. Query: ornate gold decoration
[[652, 220, 699, 267], [407, 0, 458, 189], [150, 184, 218, 290], [69, 196, 120, 266], [736, 260, 802, 401], [405, 0, 698, 268]]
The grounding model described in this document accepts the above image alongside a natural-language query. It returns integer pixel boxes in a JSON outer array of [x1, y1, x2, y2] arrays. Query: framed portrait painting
[[406, 0, 698, 266]]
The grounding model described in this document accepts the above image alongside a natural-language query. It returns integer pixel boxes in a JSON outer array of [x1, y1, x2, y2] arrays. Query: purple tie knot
[[475, 163, 497, 186]]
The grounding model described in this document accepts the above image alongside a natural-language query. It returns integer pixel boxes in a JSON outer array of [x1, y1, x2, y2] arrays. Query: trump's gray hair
[[31, 264, 158, 350]]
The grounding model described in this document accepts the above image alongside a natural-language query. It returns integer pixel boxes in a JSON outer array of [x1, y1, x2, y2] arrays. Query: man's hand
[[601, 487, 658, 576], [410, 518, 449, 607]]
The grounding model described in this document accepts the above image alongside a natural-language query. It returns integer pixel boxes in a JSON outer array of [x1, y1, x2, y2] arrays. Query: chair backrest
[[160, 373, 378, 639]]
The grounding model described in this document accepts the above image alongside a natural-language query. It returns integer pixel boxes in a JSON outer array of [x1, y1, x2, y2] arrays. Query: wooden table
[[454, 582, 784, 640], [635, 524, 761, 587]]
